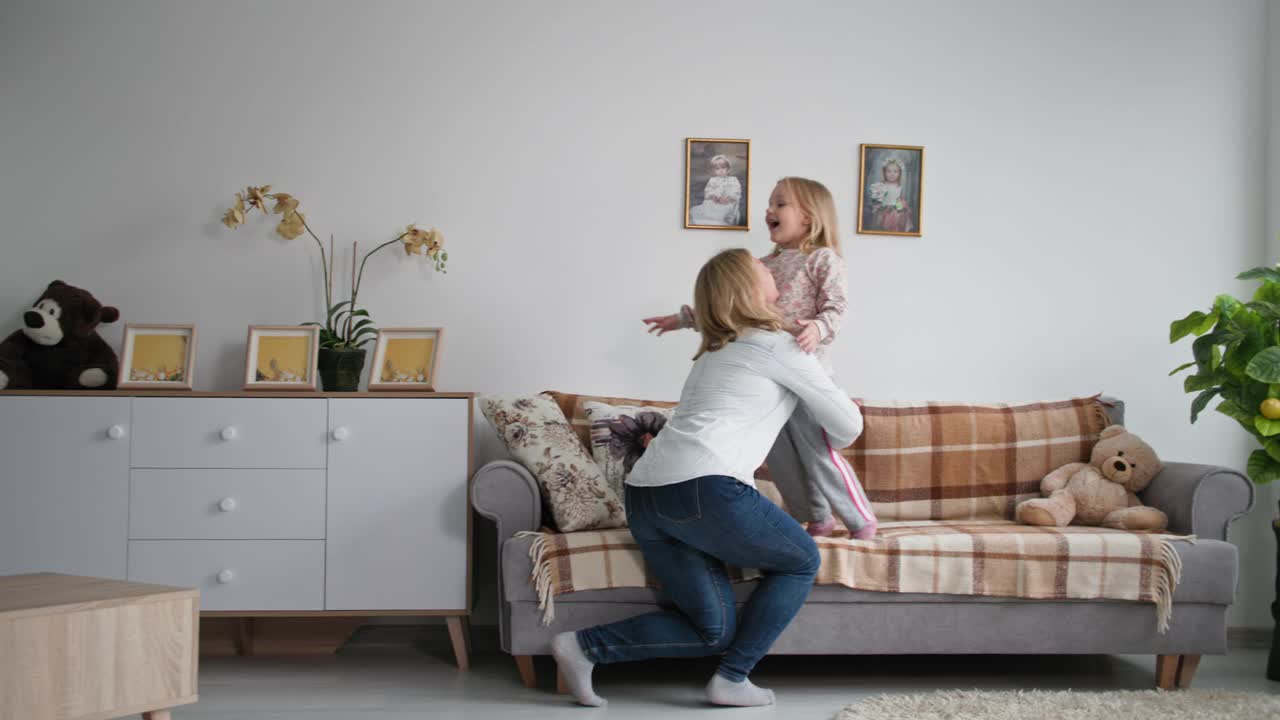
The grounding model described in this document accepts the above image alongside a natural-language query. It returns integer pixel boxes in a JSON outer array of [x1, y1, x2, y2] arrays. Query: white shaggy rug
[[835, 689, 1280, 719]]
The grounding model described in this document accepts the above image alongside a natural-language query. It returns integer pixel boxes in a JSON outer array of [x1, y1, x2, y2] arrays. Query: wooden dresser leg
[[1176, 654, 1201, 689], [142, 710, 171, 720], [446, 616, 470, 671], [514, 655, 537, 689], [1155, 654, 1179, 690], [236, 618, 255, 656]]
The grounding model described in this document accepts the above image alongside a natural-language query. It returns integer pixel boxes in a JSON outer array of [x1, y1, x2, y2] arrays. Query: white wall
[[1, 1, 1274, 628]]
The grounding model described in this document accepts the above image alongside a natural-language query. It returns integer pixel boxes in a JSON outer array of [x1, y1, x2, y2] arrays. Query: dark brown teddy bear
[[0, 281, 121, 390]]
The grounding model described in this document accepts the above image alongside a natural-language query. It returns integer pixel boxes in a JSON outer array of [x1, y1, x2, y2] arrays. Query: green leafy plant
[[1170, 264, 1280, 483], [221, 185, 448, 350]]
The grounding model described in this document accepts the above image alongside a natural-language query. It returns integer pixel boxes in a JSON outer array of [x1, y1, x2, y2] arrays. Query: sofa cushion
[[545, 391, 678, 452], [479, 394, 624, 531], [584, 400, 674, 503], [501, 533, 1236, 607]]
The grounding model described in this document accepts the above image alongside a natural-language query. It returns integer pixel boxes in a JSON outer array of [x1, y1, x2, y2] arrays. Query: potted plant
[[221, 185, 447, 391], [1169, 263, 1279, 678]]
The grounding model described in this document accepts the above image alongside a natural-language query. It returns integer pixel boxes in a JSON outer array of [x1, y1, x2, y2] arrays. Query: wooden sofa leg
[[514, 655, 536, 689], [1155, 654, 1179, 689], [556, 664, 569, 695], [1176, 654, 1201, 689]]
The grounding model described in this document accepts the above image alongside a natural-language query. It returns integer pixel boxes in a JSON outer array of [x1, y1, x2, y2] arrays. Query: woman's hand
[[792, 319, 821, 353], [643, 314, 682, 335]]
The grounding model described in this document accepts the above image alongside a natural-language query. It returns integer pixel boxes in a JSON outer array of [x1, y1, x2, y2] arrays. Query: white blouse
[[627, 329, 862, 488]]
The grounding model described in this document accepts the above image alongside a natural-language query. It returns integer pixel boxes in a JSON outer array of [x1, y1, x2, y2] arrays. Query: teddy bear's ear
[[99, 306, 120, 324], [1100, 425, 1126, 439]]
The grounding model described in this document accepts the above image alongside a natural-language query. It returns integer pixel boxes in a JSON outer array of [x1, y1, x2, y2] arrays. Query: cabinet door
[[0, 396, 131, 578], [326, 398, 470, 610]]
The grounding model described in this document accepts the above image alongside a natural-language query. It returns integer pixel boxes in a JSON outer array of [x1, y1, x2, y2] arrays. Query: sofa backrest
[[846, 397, 1113, 521], [544, 391, 1115, 521]]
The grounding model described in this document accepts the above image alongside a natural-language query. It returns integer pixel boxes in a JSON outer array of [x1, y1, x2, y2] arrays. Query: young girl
[[688, 154, 742, 226], [644, 177, 878, 540], [864, 156, 915, 233]]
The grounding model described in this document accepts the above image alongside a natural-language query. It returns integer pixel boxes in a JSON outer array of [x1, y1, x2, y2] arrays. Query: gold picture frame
[[857, 143, 924, 237], [684, 138, 750, 231], [242, 325, 319, 391], [118, 323, 197, 390], [367, 327, 443, 391]]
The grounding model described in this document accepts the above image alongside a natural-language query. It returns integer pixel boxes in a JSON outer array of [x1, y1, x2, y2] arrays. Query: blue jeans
[[575, 475, 821, 682]]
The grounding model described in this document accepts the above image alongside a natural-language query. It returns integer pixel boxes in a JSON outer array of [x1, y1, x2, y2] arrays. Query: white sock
[[551, 632, 606, 707], [706, 673, 775, 707]]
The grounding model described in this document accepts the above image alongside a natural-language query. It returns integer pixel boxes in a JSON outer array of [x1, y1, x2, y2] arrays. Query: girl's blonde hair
[[710, 154, 731, 171], [692, 248, 781, 359], [776, 176, 841, 256]]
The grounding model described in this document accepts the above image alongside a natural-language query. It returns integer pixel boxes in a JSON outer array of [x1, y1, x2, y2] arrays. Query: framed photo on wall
[[243, 325, 319, 391], [368, 328, 443, 391], [685, 138, 750, 230], [857, 144, 924, 236], [118, 323, 197, 390]]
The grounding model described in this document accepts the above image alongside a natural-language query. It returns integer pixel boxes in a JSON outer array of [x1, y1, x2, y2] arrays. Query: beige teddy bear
[[1015, 425, 1168, 531]]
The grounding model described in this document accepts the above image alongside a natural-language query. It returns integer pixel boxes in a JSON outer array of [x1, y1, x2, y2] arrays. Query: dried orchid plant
[[222, 185, 447, 350]]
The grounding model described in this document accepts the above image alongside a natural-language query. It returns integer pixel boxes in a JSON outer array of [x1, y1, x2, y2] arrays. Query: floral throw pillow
[[480, 394, 625, 531], [584, 400, 674, 500]]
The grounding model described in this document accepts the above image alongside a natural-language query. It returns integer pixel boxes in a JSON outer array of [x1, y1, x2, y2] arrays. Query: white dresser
[[0, 390, 474, 667]]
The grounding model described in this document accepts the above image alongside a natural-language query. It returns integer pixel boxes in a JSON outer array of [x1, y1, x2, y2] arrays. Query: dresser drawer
[[130, 469, 325, 540], [131, 398, 327, 469], [128, 540, 323, 611]]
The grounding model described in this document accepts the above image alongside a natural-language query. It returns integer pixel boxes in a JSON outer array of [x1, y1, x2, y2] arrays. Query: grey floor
[[177, 627, 1280, 719]]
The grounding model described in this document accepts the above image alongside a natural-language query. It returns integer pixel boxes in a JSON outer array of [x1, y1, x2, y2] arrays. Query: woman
[[553, 248, 863, 707]]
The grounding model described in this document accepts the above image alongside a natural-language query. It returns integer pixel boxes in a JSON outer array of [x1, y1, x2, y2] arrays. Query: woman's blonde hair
[[692, 248, 781, 359], [776, 176, 841, 256]]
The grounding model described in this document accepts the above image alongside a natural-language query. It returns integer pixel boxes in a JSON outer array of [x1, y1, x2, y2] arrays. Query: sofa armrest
[[1140, 461, 1254, 540], [470, 460, 542, 655], [471, 460, 542, 540]]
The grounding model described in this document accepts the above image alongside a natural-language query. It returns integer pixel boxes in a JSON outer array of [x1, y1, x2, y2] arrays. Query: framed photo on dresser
[[243, 325, 319, 391], [118, 323, 197, 390], [368, 328, 443, 391]]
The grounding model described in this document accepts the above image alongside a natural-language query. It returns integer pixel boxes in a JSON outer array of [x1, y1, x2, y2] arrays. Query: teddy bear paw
[[78, 368, 108, 388], [0, 369, 7, 390], [1017, 499, 1072, 527]]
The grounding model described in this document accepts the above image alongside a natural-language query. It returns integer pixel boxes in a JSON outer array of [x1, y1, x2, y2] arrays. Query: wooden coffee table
[[0, 573, 199, 720]]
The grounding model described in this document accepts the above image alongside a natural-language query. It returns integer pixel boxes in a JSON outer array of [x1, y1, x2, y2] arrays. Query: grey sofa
[[471, 401, 1255, 690]]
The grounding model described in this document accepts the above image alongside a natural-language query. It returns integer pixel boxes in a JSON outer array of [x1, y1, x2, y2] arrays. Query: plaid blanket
[[544, 392, 1113, 522], [518, 520, 1192, 632]]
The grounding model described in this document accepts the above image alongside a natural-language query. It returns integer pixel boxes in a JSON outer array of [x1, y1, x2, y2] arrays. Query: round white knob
[[220, 426, 238, 441], [218, 497, 237, 513], [106, 425, 126, 440], [216, 569, 235, 584], [331, 426, 350, 442]]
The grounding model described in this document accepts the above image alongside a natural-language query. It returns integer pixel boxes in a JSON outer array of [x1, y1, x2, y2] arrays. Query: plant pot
[[1269, 502, 1280, 681], [318, 347, 366, 392]]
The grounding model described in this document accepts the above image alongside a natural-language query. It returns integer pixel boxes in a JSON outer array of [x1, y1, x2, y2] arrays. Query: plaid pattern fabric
[[846, 397, 1112, 521], [544, 391, 1112, 522], [518, 521, 1190, 632]]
